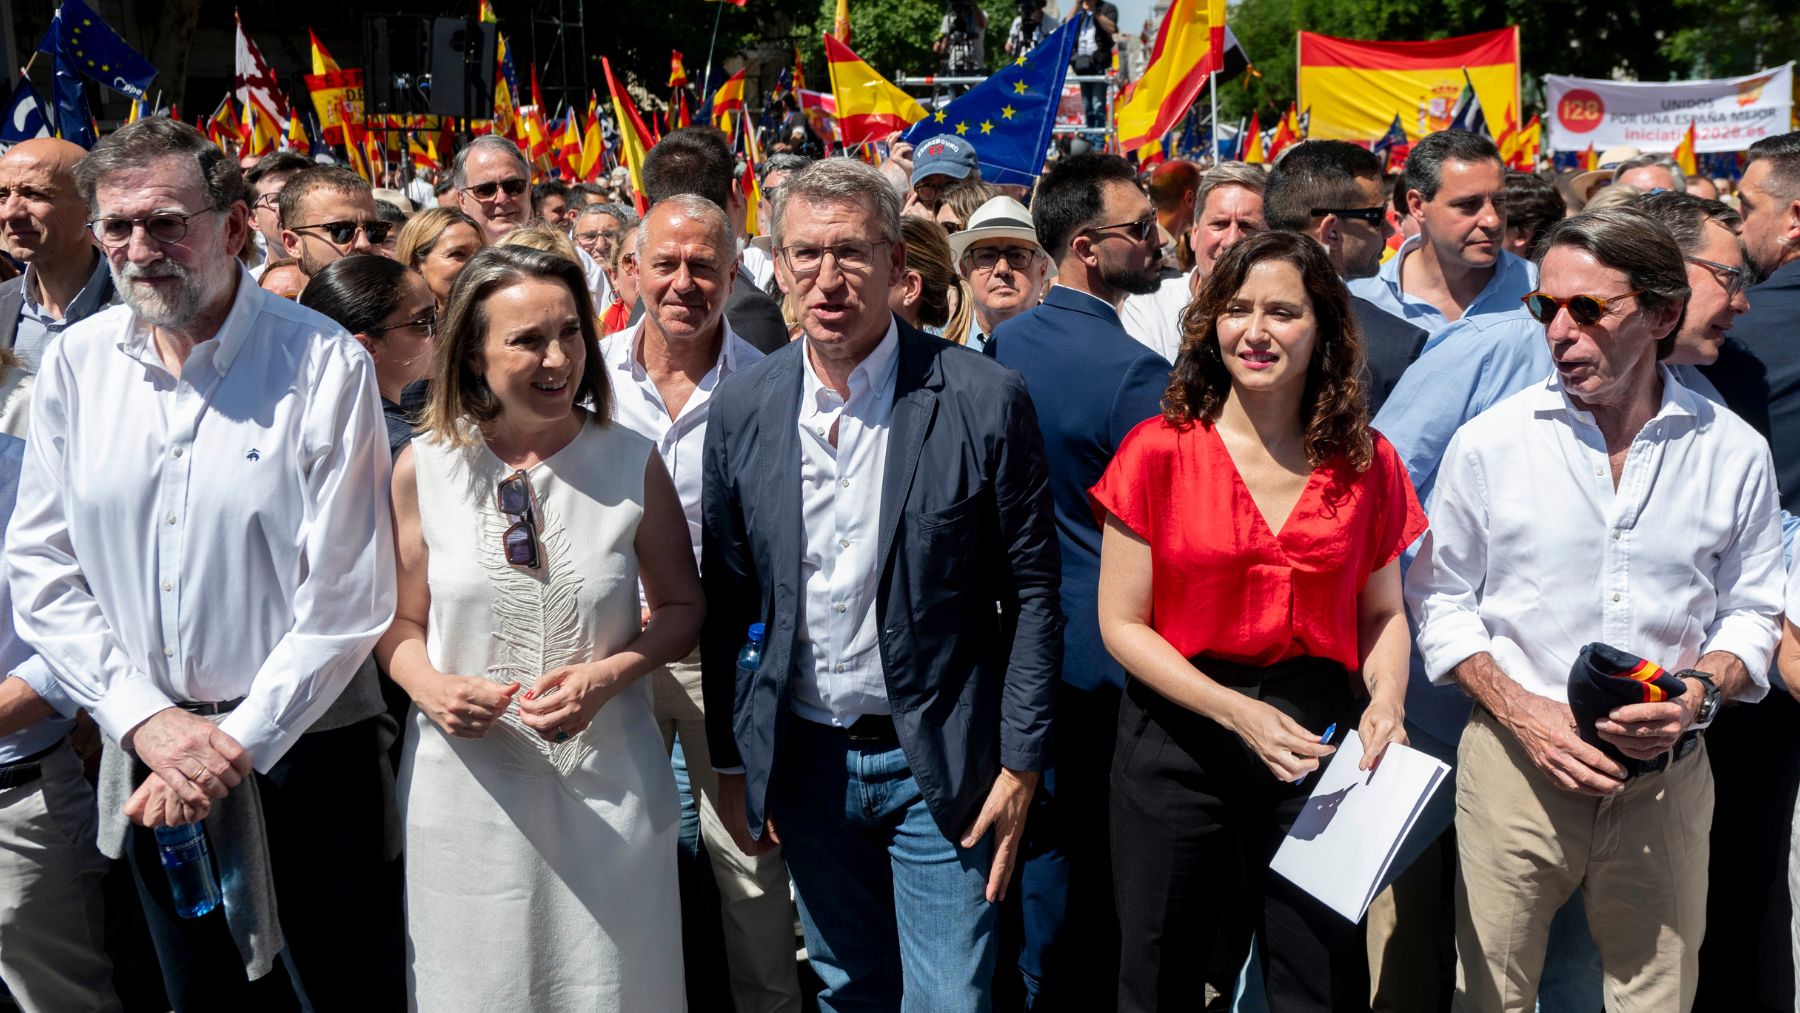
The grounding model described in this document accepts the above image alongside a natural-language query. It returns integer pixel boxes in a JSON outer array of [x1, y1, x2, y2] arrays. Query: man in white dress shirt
[[7, 116, 399, 1009], [1406, 207, 1785, 1011], [1119, 162, 1264, 361], [603, 195, 800, 1013]]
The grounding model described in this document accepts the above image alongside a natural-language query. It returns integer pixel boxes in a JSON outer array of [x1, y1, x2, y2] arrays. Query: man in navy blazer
[[701, 158, 1064, 1011], [985, 153, 1167, 1011]]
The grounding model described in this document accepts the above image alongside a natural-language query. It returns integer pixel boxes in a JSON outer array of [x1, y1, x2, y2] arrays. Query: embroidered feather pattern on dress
[[481, 497, 592, 776]]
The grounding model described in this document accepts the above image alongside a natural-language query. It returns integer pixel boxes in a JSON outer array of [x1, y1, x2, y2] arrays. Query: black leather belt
[[1637, 730, 1702, 776], [176, 697, 245, 717], [0, 740, 63, 792], [844, 714, 899, 745]]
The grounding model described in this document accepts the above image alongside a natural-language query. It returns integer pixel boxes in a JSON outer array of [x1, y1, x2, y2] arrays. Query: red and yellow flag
[[557, 116, 583, 179], [833, 0, 851, 44], [669, 52, 688, 90], [1115, 0, 1226, 152], [824, 35, 926, 147], [1266, 103, 1300, 160], [1580, 142, 1598, 171], [1297, 28, 1519, 144], [1674, 120, 1698, 177], [579, 92, 607, 182], [206, 96, 243, 152], [712, 69, 746, 127], [602, 57, 655, 213], [1240, 108, 1263, 164], [309, 30, 339, 75]]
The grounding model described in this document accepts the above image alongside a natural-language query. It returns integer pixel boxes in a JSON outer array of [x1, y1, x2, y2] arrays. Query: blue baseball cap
[[911, 134, 980, 186]]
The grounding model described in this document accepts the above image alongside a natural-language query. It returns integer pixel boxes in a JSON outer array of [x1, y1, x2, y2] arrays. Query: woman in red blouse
[[1093, 231, 1425, 1013]]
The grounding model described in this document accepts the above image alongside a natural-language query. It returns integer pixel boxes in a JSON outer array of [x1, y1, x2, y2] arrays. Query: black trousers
[[125, 717, 403, 1013], [1111, 657, 1369, 1013]]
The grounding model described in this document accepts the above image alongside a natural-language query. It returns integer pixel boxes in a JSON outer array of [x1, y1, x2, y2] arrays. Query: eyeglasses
[[1521, 289, 1644, 326], [463, 177, 530, 201], [496, 469, 541, 569], [366, 311, 437, 338], [252, 192, 282, 211], [1082, 215, 1157, 243], [964, 245, 1040, 272], [1685, 255, 1746, 300], [88, 207, 221, 248], [777, 239, 891, 277], [573, 230, 606, 246], [293, 219, 395, 246], [1310, 206, 1387, 224]]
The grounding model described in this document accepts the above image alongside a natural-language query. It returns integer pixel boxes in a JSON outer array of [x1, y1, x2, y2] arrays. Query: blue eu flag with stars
[[36, 0, 157, 100], [901, 14, 1085, 187], [0, 76, 52, 144]]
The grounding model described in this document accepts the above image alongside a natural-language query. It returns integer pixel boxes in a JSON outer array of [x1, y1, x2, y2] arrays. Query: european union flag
[[37, 0, 157, 99], [901, 13, 1084, 187], [0, 76, 52, 144], [48, 49, 96, 148]]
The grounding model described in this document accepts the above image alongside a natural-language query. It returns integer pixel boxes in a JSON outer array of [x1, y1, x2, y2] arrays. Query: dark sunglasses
[[496, 470, 542, 569], [366, 311, 438, 338], [295, 219, 394, 246], [1311, 206, 1387, 224], [1521, 289, 1643, 326], [1083, 215, 1158, 243], [464, 177, 530, 200], [1685, 255, 1746, 300]]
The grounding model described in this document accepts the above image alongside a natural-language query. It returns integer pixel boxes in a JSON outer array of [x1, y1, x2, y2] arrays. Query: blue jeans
[[771, 718, 998, 1013]]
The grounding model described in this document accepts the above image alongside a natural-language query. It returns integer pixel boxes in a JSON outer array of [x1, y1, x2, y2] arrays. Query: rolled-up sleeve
[[218, 344, 396, 770], [1405, 433, 1496, 684], [1699, 445, 1784, 700]]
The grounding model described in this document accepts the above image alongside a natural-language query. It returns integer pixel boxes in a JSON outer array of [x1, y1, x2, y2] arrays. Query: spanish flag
[[309, 29, 339, 75], [579, 92, 607, 182], [1115, 0, 1226, 153], [1580, 142, 1598, 171], [287, 104, 309, 150], [1240, 108, 1263, 164], [833, 0, 851, 44], [712, 69, 746, 126], [669, 52, 688, 90], [1297, 27, 1519, 144], [1674, 120, 1698, 177], [602, 57, 654, 213], [824, 35, 926, 147]]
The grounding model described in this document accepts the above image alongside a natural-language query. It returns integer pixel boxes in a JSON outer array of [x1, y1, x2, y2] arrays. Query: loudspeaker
[[361, 15, 433, 115], [428, 18, 497, 120]]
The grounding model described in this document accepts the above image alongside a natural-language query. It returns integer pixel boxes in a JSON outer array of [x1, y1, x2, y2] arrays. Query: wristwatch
[[1676, 669, 1722, 730]]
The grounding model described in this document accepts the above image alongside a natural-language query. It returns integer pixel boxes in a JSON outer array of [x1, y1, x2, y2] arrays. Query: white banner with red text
[[1545, 64, 1793, 154]]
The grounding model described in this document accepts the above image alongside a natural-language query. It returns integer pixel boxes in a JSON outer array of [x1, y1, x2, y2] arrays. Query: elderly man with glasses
[[451, 135, 533, 243], [277, 165, 389, 280], [702, 157, 1062, 1011], [948, 195, 1051, 352], [1409, 206, 1784, 1012], [8, 116, 399, 1010]]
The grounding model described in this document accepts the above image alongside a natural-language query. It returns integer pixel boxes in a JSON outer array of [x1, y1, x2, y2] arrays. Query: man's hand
[[881, 134, 915, 181], [124, 708, 250, 808], [1595, 682, 1702, 760], [960, 768, 1039, 903], [718, 771, 779, 857], [124, 774, 208, 828], [1501, 692, 1625, 796]]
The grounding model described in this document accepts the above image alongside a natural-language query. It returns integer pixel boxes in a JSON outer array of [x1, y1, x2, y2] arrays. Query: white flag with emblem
[[235, 13, 289, 149]]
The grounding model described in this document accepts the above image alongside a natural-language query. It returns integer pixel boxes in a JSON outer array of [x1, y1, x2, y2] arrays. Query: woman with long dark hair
[[1094, 230, 1426, 1012]]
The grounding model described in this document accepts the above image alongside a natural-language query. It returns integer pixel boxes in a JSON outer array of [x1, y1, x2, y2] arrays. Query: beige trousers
[[652, 652, 802, 1013], [1452, 707, 1711, 1013], [0, 739, 120, 1013]]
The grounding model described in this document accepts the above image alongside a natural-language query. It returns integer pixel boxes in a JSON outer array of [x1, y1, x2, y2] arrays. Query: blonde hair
[[497, 223, 582, 264], [899, 217, 973, 343], [396, 206, 484, 268]]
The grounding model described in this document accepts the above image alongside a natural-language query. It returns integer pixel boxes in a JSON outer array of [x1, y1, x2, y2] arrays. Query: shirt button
[[1611, 530, 1621, 540], [834, 663, 845, 673], [166, 514, 177, 525], [172, 447, 183, 458], [840, 478, 850, 488], [1611, 592, 1622, 602], [1594, 467, 1604, 476], [162, 581, 172, 591], [835, 602, 848, 613], [839, 538, 850, 548], [162, 647, 174, 657]]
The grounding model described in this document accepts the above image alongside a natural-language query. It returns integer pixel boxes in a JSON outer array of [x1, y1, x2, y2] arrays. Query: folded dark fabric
[[1567, 642, 1688, 778]]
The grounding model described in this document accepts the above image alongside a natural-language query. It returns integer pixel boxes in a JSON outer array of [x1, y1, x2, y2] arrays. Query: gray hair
[[636, 193, 732, 255], [75, 116, 246, 214], [760, 153, 812, 189], [1614, 154, 1687, 195], [577, 202, 637, 228], [770, 157, 902, 250], [450, 135, 531, 191], [1628, 190, 1742, 256], [1535, 206, 1691, 359], [1194, 162, 1266, 225]]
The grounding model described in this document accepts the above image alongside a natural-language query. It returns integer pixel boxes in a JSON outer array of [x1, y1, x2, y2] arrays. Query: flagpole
[[1208, 61, 1218, 165], [701, 2, 725, 108]]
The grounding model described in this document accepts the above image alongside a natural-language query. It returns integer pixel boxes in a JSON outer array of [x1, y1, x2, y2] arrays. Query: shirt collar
[[802, 316, 900, 411], [21, 251, 110, 320], [116, 265, 258, 377], [1533, 364, 1700, 424], [610, 316, 749, 384], [1382, 234, 1532, 314]]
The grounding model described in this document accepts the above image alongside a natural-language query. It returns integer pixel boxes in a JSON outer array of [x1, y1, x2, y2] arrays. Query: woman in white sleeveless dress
[[376, 246, 701, 1011]]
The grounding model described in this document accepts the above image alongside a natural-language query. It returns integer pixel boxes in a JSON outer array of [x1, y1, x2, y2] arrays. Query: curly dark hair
[[1164, 230, 1373, 471]]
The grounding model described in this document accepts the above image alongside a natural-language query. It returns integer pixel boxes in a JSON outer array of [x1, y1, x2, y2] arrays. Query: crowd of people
[[0, 103, 1798, 1013]]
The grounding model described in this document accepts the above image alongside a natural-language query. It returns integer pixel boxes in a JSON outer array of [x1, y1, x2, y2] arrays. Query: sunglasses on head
[[1521, 289, 1643, 326], [295, 219, 394, 246], [465, 177, 530, 200], [496, 469, 542, 569]]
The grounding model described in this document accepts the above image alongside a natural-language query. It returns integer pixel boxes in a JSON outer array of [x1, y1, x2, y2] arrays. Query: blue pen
[[1293, 723, 1338, 785]]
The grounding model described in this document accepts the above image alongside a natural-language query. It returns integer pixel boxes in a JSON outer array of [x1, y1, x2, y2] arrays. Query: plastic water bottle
[[154, 822, 221, 919], [736, 622, 765, 679]]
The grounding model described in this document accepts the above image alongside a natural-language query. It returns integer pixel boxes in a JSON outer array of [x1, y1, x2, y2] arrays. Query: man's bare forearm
[[1693, 650, 1751, 702], [1450, 652, 1527, 728], [0, 676, 54, 739]]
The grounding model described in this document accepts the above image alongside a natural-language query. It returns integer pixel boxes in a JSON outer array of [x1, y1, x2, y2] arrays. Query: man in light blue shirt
[[0, 432, 120, 1012], [1351, 130, 1536, 339]]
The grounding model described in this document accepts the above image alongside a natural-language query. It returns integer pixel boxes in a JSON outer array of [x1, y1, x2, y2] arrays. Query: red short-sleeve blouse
[[1090, 417, 1427, 673]]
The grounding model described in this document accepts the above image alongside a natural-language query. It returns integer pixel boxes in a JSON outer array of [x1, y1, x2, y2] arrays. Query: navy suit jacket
[[986, 285, 1168, 693], [1350, 295, 1427, 416], [1705, 259, 1800, 512], [700, 321, 1065, 840]]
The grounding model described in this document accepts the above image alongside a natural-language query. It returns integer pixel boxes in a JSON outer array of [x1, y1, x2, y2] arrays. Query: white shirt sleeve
[[1404, 431, 1497, 685], [1699, 444, 1784, 700], [217, 344, 397, 769]]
